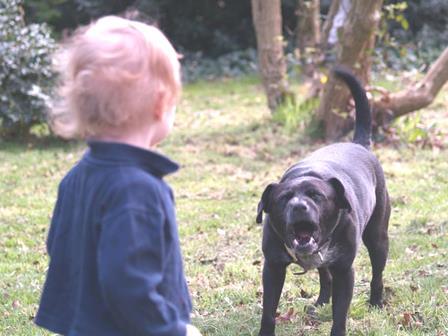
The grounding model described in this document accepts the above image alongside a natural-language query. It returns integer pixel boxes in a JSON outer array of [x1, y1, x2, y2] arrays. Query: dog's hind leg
[[363, 190, 390, 307], [315, 267, 332, 306]]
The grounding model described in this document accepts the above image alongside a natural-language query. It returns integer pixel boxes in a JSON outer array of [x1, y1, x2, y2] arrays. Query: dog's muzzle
[[286, 198, 319, 255]]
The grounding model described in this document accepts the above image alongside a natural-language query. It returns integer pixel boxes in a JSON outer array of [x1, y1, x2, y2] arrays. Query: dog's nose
[[290, 197, 309, 213], [297, 200, 309, 212]]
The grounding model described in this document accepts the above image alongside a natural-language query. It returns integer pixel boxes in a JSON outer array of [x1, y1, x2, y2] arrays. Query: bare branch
[[373, 47, 448, 125]]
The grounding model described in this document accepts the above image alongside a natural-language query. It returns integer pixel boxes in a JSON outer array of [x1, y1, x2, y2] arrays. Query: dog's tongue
[[298, 234, 311, 244]]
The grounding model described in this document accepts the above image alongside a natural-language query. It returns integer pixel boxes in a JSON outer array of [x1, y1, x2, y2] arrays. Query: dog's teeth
[[293, 239, 299, 248]]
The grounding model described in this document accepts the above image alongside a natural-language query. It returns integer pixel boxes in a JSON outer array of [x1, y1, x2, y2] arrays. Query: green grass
[[1, 76, 447, 335]]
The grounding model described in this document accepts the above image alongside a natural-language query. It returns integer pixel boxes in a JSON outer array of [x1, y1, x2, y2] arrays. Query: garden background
[[1, 1, 447, 335]]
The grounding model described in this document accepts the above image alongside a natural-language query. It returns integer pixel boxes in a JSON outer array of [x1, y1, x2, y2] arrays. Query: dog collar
[[266, 221, 304, 267], [283, 244, 323, 263], [314, 209, 346, 254], [284, 244, 298, 262]]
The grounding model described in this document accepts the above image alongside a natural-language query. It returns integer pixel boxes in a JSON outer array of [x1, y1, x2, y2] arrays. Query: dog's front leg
[[258, 261, 287, 336], [329, 266, 354, 336], [315, 267, 332, 306]]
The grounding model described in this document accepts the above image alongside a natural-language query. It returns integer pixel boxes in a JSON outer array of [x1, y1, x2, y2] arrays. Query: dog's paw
[[369, 294, 385, 308], [369, 299, 384, 309], [314, 297, 330, 307]]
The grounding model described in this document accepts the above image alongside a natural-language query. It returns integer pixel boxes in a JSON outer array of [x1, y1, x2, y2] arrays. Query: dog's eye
[[307, 191, 323, 202], [279, 191, 293, 200]]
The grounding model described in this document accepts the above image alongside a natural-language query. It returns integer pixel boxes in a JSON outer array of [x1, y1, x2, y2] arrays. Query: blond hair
[[49, 16, 181, 138]]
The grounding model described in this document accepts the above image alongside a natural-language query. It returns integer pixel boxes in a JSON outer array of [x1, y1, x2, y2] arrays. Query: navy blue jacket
[[35, 141, 192, 336]]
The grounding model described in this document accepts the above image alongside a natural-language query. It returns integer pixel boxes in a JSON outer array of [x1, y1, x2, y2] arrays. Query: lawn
[[1, 76, 447, 335]]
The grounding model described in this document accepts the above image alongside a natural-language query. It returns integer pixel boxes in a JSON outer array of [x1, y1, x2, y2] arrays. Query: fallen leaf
[[275, 307, 295, 323], [401, 311, 425, 329], [418, 270, 431, 277], [402, 312, 412, 327], [410, 284, 419, 292], [300, 288, 312, 298]]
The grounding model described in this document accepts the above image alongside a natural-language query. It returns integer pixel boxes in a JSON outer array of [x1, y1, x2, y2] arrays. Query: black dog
[[256, 67, 390, 336]]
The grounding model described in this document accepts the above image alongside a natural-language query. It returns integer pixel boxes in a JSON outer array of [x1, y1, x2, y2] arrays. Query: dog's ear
[[256, 183, 278, 224], [328, 178, 352, 213]]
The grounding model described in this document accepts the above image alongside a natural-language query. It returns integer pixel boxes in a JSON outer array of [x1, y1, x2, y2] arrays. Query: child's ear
[[153, 91, 168, 121]]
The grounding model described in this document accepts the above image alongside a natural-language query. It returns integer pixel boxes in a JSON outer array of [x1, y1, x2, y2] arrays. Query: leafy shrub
[[23, 0, 88, 34], [181, 49, 258, 83], [377, 0, 448, 71], [0, 0, 56, 136], [405, 0, 448, 34], [389, 112, 445, 148], [24, 0, 301, 59], [180, 48, 306, 83], [273, 96, 320, 137]]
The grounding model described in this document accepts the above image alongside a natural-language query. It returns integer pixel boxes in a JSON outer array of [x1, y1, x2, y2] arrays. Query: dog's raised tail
[[333, 66, 371, 148]]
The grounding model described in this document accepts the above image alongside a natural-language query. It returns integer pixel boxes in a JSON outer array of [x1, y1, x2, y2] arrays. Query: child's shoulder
[[96, 164, 164, 197], [60, 157, 164, 197], [109, 167, 162, 193], [105, 173, 166, 214]]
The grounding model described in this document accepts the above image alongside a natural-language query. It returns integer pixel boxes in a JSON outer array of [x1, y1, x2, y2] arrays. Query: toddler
[[35, 16, 202, 336]]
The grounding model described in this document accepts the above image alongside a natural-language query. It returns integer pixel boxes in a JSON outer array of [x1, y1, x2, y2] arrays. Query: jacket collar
[[86, 141, 179, 178]]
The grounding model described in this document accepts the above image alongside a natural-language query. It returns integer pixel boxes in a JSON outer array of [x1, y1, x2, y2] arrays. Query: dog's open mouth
[[292, 230, 318, 255], [293, 232, 315, 247]]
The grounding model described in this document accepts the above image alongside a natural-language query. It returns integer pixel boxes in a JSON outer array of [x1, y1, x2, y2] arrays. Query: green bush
[[24, 0, 300, 59], [378, 0, 448, 70], [273, 96, 320, 137], [0, 0, 56, 137], [181, 49, 258, 83]]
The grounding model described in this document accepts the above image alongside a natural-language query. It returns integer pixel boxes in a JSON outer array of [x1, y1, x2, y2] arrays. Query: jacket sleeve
[[97, 206, 187, 336]]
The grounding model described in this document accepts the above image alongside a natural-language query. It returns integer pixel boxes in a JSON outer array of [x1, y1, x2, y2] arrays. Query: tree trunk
[[373, 47, 448, 126], [251, 0, 290, 112], [316, 0, 383, 140], [296, 0, 321, 77], [321, 0, 340, 51]]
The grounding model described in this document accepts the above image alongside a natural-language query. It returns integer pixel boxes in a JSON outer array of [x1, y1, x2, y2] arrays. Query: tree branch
[[373, 47, 448, 125]]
